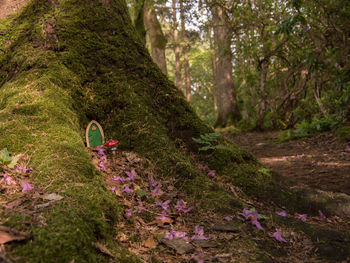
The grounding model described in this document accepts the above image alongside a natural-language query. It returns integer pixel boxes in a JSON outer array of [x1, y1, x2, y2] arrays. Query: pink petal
[[149, 175, 157, 187], [137, 203, 145, 213], [191, 225, 210, 240], [22, 181, 34, 192], [157, 200, 171, 210], [276, 211, 287, 217], [125, 169, 137, 181], [316, 210, 326, 221], [272, 230, 287, 242], [298, 214, 308, 222], [224, 216, 233, 221], [121, 186, 133, 193], [3, 175, 15, 185], [152, 186, 160, 197], [252, 219, 264, 230], [125, 209, 132, 217], [207, 170, 216, 178], [156, 211, 167, 220], [182, 206, 194, 213]]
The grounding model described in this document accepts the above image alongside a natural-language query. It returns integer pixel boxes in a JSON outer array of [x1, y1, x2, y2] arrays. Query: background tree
[[210, 0, 240, 127]]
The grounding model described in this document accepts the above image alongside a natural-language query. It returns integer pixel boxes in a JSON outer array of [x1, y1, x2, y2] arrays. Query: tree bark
[[172, 0, 182, 90], [143, 0, 168, 75], [211, 4, 240, 127], [208, 23, 218, 118], [179, 0, 191, 101]]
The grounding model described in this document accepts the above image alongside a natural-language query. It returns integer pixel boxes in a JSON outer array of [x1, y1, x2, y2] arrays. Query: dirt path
[[229, 131, 350, 195]]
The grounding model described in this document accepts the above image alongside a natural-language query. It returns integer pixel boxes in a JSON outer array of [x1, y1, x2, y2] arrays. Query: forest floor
[[1, 132, 350, 263], [229, 131, 350, 195]]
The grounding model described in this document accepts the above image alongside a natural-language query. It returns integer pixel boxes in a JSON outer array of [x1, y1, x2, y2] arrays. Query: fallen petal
[[22, 181, 34, 192], [316, 210, 326, 221], [125, 209, 132, 217], [224, 216, 232, 221], [121, 186, 133, 194], [252, 219, 264, 230], [272, 230, 287, 242], [276, 211, 287, 217], [298, 213, 308, 222]]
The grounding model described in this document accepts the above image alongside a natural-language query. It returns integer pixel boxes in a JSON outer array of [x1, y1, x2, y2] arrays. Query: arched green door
[[86, 121, 104, 147]]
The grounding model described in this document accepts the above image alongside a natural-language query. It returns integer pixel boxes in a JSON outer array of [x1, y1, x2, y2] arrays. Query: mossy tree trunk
[[0, 0, 320, 261]]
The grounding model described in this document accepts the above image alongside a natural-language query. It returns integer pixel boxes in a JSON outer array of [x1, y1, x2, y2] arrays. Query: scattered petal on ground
[[207, 170, 216, 178], [125, 209, 132, 217], [152, 186, 160, 197], [3, 175, 15, 185], [224, 216, 232, 221], [157, 200, 171, 210], [22, 181, 34, 192], [156, 211, 167, 220], [137, 203, 145, 213], [272, 230, 287, 242], [165, 229, 187, 240], [298, 214, 308, 222], [191, 225, 210, 240], [121, 186, 133, 193], [174, 199, 193, 213], [316, 210, 326, 221], [276, 211, 287, 217], [149, 175, 157, 187], [125, 169, 137, 181]]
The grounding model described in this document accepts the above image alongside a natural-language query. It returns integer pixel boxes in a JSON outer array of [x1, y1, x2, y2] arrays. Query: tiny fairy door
[[86, 120, 105, 147]]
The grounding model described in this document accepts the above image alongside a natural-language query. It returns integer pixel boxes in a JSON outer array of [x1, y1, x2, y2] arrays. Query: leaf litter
[[0, 149, 65, 259], [89, 146, 346, 263]]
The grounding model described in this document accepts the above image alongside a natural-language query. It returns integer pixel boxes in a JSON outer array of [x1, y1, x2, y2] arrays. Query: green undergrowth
[[0, 0, 343, 261]]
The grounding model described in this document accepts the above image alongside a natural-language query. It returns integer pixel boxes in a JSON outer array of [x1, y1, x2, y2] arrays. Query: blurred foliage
[[130, 0, 350, 133]]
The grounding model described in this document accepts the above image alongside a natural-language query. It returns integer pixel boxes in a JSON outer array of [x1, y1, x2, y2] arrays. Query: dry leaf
[[5, 199, 24, 209], [0, 231, 27, 244], [42, 193, 63, 201], [124, 152, 141, 164], [144, 237, 158, 248], [93, 242, 114, 257]]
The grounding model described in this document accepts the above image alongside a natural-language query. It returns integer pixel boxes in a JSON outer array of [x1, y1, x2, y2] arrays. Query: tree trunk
[[133, 0, 146, 44], [211, 4, 240, 127], [208, 23, 218, 118], [143, 0, 167, 74], [172, 0, 182, 90], [179, 0, 191, 101], [258, 58, 269, 128]]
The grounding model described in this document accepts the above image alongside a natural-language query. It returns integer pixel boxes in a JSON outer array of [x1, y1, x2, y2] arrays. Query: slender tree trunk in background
[[211, 4, 240, 127], [313, 79, 327, 115], [144, 0, 168, 75], [208, 24, 218, 118], [179, 0, 191, 102], [172, 0, 182, 90], [258, 58, 269, 123], [133, 0, 146, 44]]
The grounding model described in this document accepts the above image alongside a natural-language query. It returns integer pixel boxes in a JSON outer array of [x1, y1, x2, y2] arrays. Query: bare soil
[[229, 131, 350, 195]]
